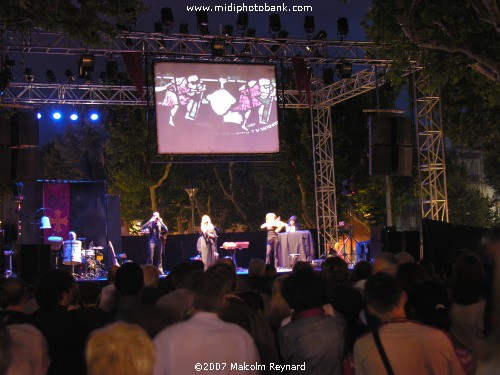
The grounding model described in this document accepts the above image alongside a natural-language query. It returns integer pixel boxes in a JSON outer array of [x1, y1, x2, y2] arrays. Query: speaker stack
[[369, 115, 413, 176], [0, 112, 39, 182]]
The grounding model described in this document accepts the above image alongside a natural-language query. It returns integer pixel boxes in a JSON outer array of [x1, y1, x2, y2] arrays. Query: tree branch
[[148, 163, 172, 212], [213, 164, 249, 224]]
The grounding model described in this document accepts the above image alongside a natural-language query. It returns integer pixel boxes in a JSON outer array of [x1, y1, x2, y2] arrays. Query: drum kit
[[52, 238, 106, 279]]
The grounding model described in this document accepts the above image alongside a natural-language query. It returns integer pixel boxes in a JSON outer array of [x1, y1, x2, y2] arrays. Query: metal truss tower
[[0, 29, 448, 254], [413, 73, 449, 222]]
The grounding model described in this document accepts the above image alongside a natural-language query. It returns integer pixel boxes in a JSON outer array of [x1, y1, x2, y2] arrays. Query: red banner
[[43, 182, 70, 242]]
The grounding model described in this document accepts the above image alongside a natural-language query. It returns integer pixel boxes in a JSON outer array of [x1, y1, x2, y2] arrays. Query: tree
[[365, 0, 500, 203], [0, 0, 150, 45]]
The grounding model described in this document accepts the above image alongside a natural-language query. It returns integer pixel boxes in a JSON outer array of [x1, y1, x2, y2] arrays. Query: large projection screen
[[154, 62, 279, 155]]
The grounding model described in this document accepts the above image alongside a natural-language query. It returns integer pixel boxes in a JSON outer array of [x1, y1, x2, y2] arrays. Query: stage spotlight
[[154, 22, 163, 33], [36, 112, 42, 119], [179, 23, 189, 34], [337, 17, 349, 39], [69, 108, 80, 122], [304, 16, 315, 35], [272, 30, 288, 53], [323, 67, 335, 85], [46, 70, 56, 83], [24, 68, 34, 82], [196, 10, 209, 35], [246, 28, 256, 37], [337, 62, 352, 78], [52, 110, 62, 120], [89, 111, 99, 121], [161, 7, 174, 28], [79, 53, 95, 79], [236, 12, 248, 34], [314, 30, 327, 40], [65, 69, 76, 82], [269, 14, 281, 34], [223, 24, 233, 36], [211, 39, 226, 56]]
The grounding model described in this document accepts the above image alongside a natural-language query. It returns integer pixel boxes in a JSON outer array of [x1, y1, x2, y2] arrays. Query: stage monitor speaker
[[18, 244, 51, 284], [11, 112, 39, 146], [0, 117, 11, 145], [12, 148, 39, 181], [0, 148, 12, 182]]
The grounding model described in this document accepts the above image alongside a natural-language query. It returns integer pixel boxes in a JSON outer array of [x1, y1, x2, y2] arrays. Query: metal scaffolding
[[0, 29, 448, 254], [414, 73, 449, 222]]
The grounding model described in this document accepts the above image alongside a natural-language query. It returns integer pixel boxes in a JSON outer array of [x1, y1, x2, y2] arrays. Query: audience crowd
[[0, 226, 499, 375]]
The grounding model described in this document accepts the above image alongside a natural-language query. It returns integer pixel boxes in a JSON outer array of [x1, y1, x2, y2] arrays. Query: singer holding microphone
[[197, 215, 219, 268], [141, 212, 168, 274]]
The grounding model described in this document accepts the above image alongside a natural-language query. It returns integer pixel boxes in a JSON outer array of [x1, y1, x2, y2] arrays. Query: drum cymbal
[[91, 246, 104, 250]]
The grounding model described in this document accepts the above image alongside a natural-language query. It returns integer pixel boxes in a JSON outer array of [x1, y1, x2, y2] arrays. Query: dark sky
[[136, 0, 372, 40]]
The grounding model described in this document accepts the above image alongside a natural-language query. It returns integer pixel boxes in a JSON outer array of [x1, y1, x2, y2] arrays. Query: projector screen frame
[[147, 56, 287, 164]]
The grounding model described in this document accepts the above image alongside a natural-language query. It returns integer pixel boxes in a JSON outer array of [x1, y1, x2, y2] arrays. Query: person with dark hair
[[27, 269, 87, 375], [153, 269, 260, 375], [0, 278, 28, 325], [156, 262, 195, 323], [114, 262, 171, 338], [449, 251, 489, 353], [72, 282, 111, 334], [141, 212, 168, 274], [286, 215, 300, 232], [279, 270, 345, 375], [353, 273, 465, 375]]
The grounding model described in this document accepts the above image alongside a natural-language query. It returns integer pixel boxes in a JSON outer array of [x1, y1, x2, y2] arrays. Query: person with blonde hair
[[86, 322, 155, 375], [6, 324, 49, 375], [198, 215, 218, 268]]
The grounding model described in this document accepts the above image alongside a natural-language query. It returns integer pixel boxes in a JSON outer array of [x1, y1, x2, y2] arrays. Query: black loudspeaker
[[11, 112, 39, 146], [370, 145, 392, 176], [0, 148, 12, 182], [12, 148, 39, 181], [369, 115, 413, 176], [18, 244, 51, 284], [0, 117, 11, 145], [382, 229, 420, 261]]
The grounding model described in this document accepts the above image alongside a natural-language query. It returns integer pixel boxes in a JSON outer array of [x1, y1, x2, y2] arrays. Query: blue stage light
[[36, 112, 42, 119], [89, 111, 99, 121], [70, 113, 79, 121], [52, 111, 62, 120]]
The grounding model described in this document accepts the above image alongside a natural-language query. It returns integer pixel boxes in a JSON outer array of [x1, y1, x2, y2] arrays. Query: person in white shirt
[[154, 269, 261, 375]]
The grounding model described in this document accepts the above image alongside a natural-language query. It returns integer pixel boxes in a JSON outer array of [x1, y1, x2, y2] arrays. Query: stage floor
[[74, 266, 294, 283]]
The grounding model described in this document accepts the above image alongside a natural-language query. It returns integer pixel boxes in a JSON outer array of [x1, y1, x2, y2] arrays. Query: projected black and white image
[[154, 62, 279, 154]]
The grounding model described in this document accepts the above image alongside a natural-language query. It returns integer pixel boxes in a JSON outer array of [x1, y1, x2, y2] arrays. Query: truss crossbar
[[0, 29, 388, 65], [1, 83, 146, 106]]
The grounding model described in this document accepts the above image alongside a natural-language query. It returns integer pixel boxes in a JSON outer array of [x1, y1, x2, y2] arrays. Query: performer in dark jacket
[[141, 212, 168, 274]]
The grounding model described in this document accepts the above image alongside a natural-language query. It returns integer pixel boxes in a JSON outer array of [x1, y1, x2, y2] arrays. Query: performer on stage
[[260, 213, 286, 267], [197, 215, 219, 268], [141, 212, 168, 274], [286, 215, 300, 233]]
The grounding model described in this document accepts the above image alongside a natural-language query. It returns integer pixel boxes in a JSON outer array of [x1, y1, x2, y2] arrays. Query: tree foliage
[[0, 0, 150, 45], [365, 0, 500, 196]]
